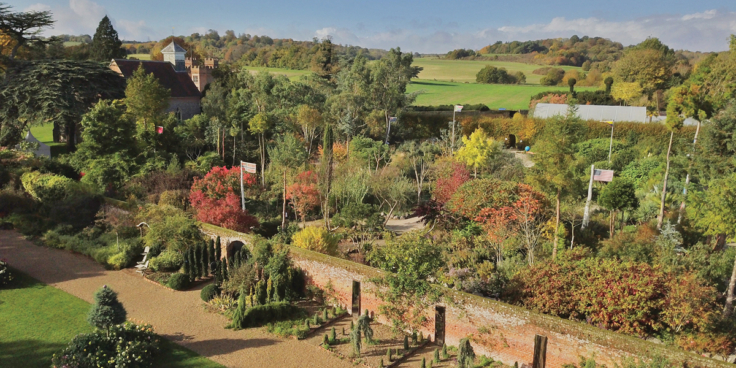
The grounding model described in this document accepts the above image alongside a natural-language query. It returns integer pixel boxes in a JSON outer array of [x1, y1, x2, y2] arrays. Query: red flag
[[156, 126, 164, 134]]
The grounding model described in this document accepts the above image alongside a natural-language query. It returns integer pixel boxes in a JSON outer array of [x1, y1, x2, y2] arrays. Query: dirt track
[[0, 230, 353, 368]]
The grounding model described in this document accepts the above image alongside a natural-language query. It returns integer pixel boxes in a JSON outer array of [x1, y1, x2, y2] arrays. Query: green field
[[413, 57, 584, 85], [241, 66, 311, 81], [128, 53, 152, 60], [0, 270, 223, 368], [407, 80, 596, 110]]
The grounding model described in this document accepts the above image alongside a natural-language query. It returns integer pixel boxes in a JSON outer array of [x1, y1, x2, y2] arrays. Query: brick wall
[[200, 225, 732, 368]]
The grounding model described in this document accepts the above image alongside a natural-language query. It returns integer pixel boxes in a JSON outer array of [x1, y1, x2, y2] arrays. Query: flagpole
[[582, 164, 595, 229], [240, 161, 245, 212], [608, 121, 614, 163]]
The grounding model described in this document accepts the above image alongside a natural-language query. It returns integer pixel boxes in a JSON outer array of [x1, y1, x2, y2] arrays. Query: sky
[[12, 0, 736, 53]]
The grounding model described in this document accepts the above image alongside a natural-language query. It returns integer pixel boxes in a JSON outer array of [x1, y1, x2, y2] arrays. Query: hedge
[[233, 302, 303, 329]]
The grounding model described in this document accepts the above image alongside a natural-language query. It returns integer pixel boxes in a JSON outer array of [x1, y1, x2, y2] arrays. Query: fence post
[[533, 334, 547, 368]]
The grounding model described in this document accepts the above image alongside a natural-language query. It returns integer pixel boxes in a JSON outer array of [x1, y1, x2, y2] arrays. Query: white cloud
[[24, 3, 51, 12], [317, 9, 736, 53]]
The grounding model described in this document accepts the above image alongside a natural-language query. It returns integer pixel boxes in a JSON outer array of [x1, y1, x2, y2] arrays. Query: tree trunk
[[553, 188, 560, 260], [723, 254, 736, 319], [657, 130, 675, 230]]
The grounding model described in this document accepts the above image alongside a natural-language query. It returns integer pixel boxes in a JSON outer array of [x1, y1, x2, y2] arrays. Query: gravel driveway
[[0, 230, 353, 368]]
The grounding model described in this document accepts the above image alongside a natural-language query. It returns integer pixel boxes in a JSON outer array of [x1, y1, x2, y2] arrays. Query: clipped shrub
[[231, 302, 303, 329], [200, 283, 219, 302], [330, 327, 337, 343], [149, 250, 184, 272], [404, 335, 409, 350], [87, 285, 126, 334], [52, 322, 160, 368], [167, 273, 190, 290], [292, 226, 339, 256], [323, 334, 330, 346], [21, 171, 85, 203], [434, 348, 440, 362], [458, 338, 476, 368]]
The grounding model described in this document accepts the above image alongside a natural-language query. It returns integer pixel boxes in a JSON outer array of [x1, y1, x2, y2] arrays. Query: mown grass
[[128, 53, 152, 60], [29, 123, 55, 144], [241, 66, 312, 81], [0, 270, 223, 368], [413, 57, 584, 85], [407, 80, 596, 110]]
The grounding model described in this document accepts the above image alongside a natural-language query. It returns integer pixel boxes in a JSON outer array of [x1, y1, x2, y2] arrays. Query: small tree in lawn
[[87, 285, 126, 337], [287, 170, 321, 225], [457, 338, 475, 368]]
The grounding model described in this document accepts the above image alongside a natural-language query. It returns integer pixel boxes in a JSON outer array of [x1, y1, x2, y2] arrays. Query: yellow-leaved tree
[[455, 128, 501, 178]]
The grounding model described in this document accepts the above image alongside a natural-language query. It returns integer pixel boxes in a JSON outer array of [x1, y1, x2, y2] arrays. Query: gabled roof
[[161, 42, 187, 53], [110, 59, 201, 99]]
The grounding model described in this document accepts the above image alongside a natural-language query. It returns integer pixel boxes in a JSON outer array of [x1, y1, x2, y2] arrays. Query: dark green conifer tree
[[90, 16, 126, 61], [87, 285, 126, 337]]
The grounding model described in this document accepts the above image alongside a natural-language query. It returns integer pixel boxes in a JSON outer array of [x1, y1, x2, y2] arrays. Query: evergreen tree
[[208, 239, 216, 270], [441, 344, 448, 359], [357, 314, 373, 342], [403, 335, 409, 351], [434, 348, 440, 363], [87, 285, 126, 337], [351, 326, 362, 357], [222, 258, 229, 281], [191, 246, 200, 281], [330, 327, 337, 343], [215, 237, 222, 261], [182, 247, 191, 277], [457, 338, 476, 368], [90, 16, 125, 62], [187, 247, 196, 282], [199, 243, 207, 278], [229, 288, 247, 329], [420, 357, 426, 368], [386, 348, 392, 362]]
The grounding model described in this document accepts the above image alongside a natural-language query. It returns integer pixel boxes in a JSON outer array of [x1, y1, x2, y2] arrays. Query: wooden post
[[282, 170, 287, 229], [533, 335, 547, 368]]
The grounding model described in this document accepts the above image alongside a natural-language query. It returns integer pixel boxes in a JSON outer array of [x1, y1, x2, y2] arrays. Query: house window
[[193, 76, 199, 83]]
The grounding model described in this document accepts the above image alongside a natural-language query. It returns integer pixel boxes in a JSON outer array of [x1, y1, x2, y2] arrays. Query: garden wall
[[200, 224, 732, 368]]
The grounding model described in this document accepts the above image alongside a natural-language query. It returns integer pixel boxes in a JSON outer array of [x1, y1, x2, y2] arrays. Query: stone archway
[[226, 241, 245, 260]]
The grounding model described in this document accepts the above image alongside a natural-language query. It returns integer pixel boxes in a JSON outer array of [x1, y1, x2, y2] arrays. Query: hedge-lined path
[[0, 230, 353, 368]]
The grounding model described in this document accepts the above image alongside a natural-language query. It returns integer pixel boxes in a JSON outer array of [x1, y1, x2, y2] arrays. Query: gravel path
[[0, 230, 353, 368]]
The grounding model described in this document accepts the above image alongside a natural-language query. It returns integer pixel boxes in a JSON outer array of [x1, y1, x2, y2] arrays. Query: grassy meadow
[[412, 57, 584, 85], [407, 80, 595, 110], [128, 53, 152, 60], [241, 66, 312, 81], [0, 270, 223, 368]]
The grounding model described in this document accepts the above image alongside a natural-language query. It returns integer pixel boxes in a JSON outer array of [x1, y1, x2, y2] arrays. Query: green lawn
[[407, 80, 596, 110], [413, 57, 584, 85], [128, 53, 152, 60], [29, 123, 54, 144], [0, 270, 223, 368], [241, 66, 312, 81]]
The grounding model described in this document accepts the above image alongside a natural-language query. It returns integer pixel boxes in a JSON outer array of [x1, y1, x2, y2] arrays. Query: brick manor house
[[109, 42, 217, 120]]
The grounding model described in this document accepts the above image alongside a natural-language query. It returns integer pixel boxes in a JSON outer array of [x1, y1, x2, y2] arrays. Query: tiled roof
[[161, 42, 187, 53], [111, 59, 200, 98]]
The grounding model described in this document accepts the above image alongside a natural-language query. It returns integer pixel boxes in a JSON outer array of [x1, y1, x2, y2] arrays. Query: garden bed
[[303, 317, 430, 368], [265, 301, 348, 340]]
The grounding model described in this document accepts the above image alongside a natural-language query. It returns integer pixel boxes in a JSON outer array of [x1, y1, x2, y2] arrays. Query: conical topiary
[[208, 239, 215, 273], [404, 335, 409, 351], [379, 358, 384, 368], [350, 326, 362, 357], [322, 309, 328, 321], [441, 343, 448, 359], [457, 338, 476, 368], [323, 334, 330, 346], [412, 330, 417, 345], [229, 288, 247, 329], [330, 327, 336, 343], [386, 348, 392, 362], [87, 285, 126, 336], [420, 357, 426, 368], [215, 236, 222, 261], [419, 331, 424, 343], [433, 348, 440, 363]]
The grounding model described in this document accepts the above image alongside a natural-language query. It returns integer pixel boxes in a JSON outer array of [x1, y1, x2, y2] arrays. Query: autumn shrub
[[432, 158, 471, 204], [189, 166, 259, 232], [21, 171, 86, 203], [292, 227, 339, 256], [286, 171, 321, 223], [506, 253, 730, 350]]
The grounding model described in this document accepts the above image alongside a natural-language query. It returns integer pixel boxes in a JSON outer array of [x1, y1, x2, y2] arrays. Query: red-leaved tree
[[286, 171, 321, 224], [190, 166, 259, 232], [433, 161, 470, 204]]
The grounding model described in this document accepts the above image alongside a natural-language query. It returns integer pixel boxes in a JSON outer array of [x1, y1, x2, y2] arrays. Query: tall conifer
[[90, 16, 125, 62]]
